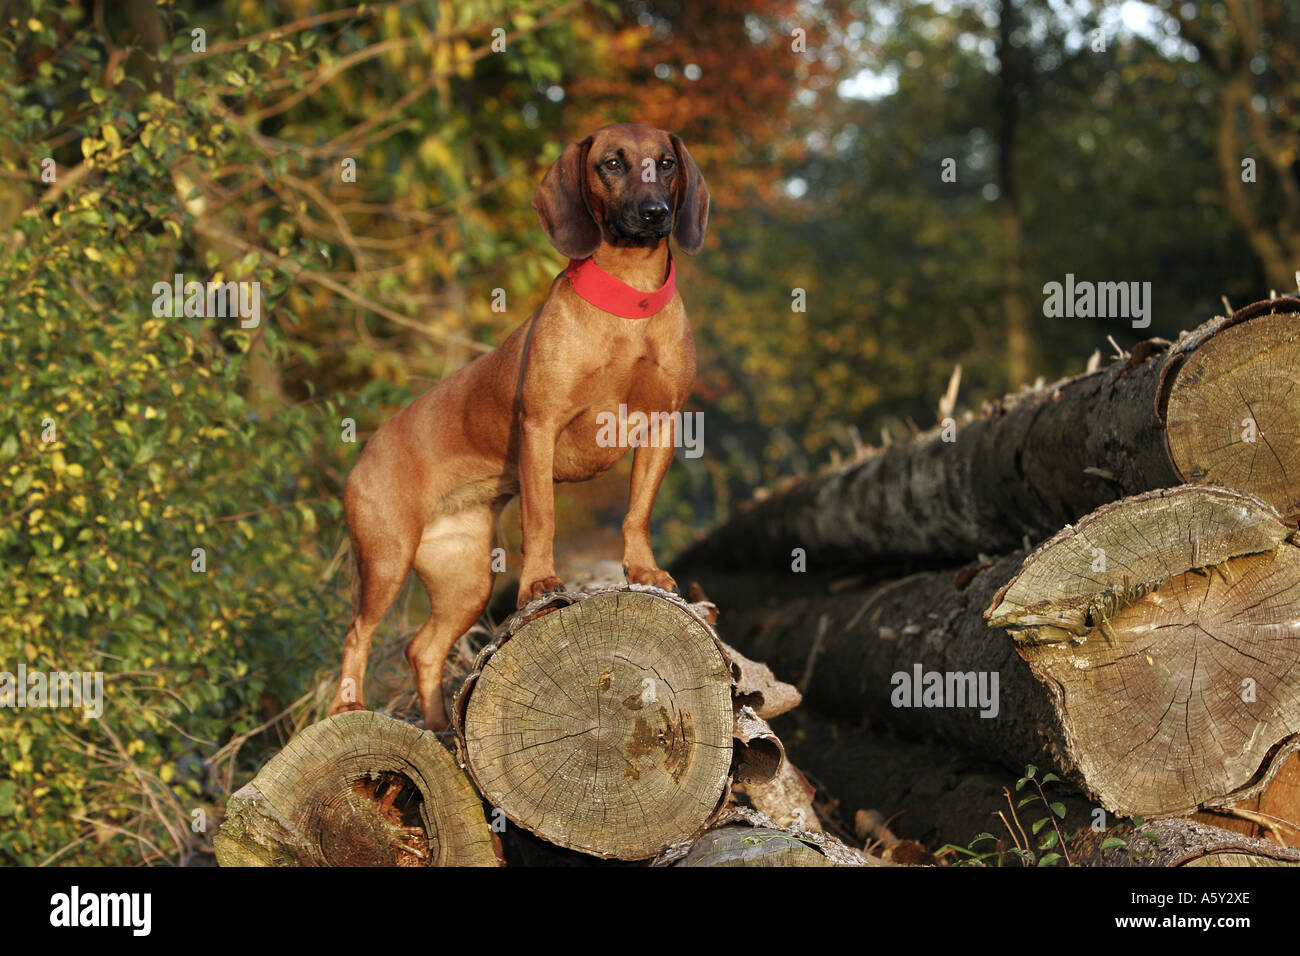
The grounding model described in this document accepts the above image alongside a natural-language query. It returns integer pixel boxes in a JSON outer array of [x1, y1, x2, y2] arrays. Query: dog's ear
[[533, 137, 600, 259], [669, 134, 710, 256]]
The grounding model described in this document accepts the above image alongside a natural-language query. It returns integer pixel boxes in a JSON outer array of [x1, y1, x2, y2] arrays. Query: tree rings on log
[[1164, 298, 1300, 519], [214, 710, 501, 866], [456, 588, 736, 860], [986, 485, 1300, 816]]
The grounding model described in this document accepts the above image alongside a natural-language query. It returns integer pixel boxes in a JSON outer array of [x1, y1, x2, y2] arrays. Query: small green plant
[[939, 766, 1170, 867], [1013, 764, 1071, 866], [938, 764, 1074, 867], [1098, 815, 1164, 864]]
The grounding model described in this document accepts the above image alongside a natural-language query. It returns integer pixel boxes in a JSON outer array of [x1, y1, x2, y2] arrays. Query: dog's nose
[[639, 200, 671, 225]]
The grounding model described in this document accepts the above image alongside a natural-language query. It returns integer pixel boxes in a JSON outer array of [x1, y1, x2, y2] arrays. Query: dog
[[326, 124, 709, 731]]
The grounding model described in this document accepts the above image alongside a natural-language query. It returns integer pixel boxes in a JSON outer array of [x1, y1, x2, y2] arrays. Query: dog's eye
[[659, 157, 675, 169], [603, 158, 622, 171]]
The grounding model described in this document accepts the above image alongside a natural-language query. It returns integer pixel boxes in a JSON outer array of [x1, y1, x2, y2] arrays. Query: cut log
[[705, 486, 1300, 819], [214, 710, 501, 867], [454, 586, 737, 860], [1193, 750, 1300, 844], [674, 298, 1300, 574], [986, 485, 1300, 816]]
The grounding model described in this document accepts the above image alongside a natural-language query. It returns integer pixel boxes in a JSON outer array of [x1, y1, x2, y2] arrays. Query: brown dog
[[326, 124, 709, 731]]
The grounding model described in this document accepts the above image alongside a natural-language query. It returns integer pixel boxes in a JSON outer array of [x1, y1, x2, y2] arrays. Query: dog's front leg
[[517, 416, 566, 607], [622, 417, 678, 593]]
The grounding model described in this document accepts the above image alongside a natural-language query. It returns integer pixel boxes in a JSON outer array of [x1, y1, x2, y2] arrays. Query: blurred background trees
[[1, 0, 1294, 863]]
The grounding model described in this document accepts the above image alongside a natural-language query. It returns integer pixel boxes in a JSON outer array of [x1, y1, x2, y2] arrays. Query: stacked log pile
[[215, 297, 1299, 866], [674, 297, 1300, 864], [215, 571, 877, 866]]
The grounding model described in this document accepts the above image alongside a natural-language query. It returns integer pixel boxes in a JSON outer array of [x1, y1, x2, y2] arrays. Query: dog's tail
[[346, 539, 360, 619], [322, 534, 360, 620]]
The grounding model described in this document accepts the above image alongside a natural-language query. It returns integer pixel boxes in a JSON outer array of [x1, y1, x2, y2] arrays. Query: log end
[[459, 588, 736, 860]]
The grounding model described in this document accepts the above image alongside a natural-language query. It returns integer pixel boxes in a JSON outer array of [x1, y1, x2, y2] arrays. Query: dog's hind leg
[[326, 523, 417, 719], [406, 507, 497, 732]]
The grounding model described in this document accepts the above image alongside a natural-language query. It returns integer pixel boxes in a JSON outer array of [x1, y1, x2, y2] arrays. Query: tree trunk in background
[[673, 299, 1300, 575], [1165, 0, 1300, 293], [997, 0, 1032, 387]]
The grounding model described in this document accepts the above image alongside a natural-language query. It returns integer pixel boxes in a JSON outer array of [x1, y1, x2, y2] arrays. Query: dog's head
[[534, 124, 709, 260]]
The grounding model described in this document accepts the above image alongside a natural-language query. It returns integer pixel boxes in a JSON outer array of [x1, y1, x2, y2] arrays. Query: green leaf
[[1050, 802, 1067, 819], [1038, 852, 1063, 867], [1100, 837, 1127, 851]]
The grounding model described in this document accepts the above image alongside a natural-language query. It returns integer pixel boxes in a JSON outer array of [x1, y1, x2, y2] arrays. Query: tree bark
[[660, 807, 881, 867], [214, 710, 501, 866], [702, 486, 1300, 819], [1078, 818, 1300, 867], [673, 299, 1300, 575], [674, 826, 838, 866]]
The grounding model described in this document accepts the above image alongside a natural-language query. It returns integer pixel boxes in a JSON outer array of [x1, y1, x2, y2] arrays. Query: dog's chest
[[552, 340, 691, 481]]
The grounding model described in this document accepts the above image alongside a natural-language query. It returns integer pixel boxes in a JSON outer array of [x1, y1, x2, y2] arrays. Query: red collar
[[564, 255, 676, 319]]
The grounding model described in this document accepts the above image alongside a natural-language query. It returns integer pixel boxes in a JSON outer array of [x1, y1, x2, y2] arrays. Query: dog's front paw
[[326, 699, 367, 719], [518, 575, 566, 607], [624, 564, 677, 593]]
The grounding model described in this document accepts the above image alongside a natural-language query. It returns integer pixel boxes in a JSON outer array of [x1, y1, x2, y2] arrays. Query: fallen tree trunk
[[214, 710, 502, 867], [709, 486, 1300, 819], [453, 584, 784, 860], [675, 298, 1300, 574]]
